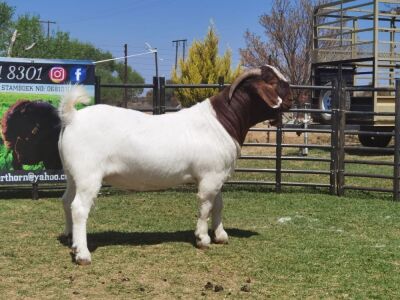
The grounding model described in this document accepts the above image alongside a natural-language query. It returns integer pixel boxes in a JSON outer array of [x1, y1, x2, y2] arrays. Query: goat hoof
[[196, 236, 211, 249], [76, 258, 91, 266], [213, 238, 229, 245], [213, 231, 229, 244], [74, 251, 92, 265]]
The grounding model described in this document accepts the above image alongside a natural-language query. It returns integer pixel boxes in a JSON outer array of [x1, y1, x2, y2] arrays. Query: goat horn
[[229, 68, 262, 100]]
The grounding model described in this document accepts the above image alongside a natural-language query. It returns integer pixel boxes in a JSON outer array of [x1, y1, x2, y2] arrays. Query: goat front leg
[[212, 192, 228, 244], [195, 179, 221, 248]]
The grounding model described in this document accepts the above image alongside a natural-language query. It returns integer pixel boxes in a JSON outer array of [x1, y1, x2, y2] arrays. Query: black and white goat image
[[58, 65, 292, 265], [1, 100, 62, 170]]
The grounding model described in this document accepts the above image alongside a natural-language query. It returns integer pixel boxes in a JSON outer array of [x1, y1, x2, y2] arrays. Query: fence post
[[393, 79, 400, 201], [275, 112, 283, 193], [94, 76, 101, 104], [330, 79, 339, 195], [302, 103, 310, 156], [336, 68, 346, 196], [152, 76, 160, 115], [32, 183, 39, 200], [159, 77, 166, 114], [218, 76, 224, 92]]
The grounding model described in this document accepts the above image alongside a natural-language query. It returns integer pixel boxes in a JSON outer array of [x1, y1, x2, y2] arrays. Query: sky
[[7, 0, 273, 83]]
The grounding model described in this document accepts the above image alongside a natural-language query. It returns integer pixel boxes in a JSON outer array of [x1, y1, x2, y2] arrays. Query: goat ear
[[257, 65, 290, 109], [253, 80, 283, 109]]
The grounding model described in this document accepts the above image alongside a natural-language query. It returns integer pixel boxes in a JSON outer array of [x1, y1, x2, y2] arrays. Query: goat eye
[[270, 80, 278, 86]]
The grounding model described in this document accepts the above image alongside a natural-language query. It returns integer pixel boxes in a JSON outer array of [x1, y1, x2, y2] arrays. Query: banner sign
[[0, 57, 95, 185], [0, 170, 67, 184]]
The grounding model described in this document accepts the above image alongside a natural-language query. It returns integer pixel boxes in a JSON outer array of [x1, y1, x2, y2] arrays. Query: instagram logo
[[49, 66, 67, 83]]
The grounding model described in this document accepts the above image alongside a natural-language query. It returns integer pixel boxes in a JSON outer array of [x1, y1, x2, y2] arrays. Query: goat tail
[[59, 85, 91, 126]]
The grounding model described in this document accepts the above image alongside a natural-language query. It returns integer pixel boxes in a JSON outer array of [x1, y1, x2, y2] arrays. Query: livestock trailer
[[311, 0, 400, 147]]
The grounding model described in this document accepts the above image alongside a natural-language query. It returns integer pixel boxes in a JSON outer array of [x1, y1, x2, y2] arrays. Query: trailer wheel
[[318, 82, 350, 124], [358, 133, 392, 148], [318, 88, 333, 123]]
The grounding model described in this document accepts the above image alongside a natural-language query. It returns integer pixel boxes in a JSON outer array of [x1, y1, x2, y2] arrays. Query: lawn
[[1, 187, 399, 299]]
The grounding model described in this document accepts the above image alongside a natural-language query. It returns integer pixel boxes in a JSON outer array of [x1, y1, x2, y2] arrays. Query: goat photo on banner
[[0, 57, 95, 185]]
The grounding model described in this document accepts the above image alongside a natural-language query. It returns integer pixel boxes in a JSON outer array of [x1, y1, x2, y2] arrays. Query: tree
[[0, 2, 14, 56], [240, 0, 318, 88], [172, 25, 241, 107], [10, 14, 44, 58]]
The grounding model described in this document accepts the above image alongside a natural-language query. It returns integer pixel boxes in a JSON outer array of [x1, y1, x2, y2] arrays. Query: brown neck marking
[[210, 82, 279, 145]]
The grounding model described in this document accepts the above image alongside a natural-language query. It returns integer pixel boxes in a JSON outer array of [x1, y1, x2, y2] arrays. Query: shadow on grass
[[344, 148, 394, 156], [58, 228, 259, 252]]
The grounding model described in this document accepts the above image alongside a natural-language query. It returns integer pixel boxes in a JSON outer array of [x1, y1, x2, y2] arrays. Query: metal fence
[[97, 76, 400, 200]]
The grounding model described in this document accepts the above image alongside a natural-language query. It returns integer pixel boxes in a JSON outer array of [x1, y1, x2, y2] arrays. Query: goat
[[1, 100, 62, 170], [58, 65, 291, 265]]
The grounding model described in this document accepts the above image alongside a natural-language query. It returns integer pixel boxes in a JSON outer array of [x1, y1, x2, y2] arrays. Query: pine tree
[[171, 25, 241, 107]]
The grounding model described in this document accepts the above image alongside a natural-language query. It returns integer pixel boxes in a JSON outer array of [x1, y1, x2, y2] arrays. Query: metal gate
[[97, 76, 400, 200]]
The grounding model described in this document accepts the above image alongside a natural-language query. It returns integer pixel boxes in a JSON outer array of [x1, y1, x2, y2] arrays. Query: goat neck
[[210, 85, 280, 146]]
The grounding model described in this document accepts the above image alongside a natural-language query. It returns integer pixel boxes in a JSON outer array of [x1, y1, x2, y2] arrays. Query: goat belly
[[60, 100, 239, 192], [103, 171, 196, 191]]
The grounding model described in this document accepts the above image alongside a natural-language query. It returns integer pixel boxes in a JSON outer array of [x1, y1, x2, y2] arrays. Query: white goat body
[[59, 97, 239, 192], [59, 66, 291, 265]]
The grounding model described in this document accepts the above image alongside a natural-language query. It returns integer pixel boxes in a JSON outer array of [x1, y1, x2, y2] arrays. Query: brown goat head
[[229, 65, 292, 110]]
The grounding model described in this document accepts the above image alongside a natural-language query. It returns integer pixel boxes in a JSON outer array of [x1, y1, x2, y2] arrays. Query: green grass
[[0, 188, 399, 299]]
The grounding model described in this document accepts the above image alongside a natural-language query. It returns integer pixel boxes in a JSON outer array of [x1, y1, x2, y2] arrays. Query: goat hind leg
[[71, 182, 100, 265], [62, 176, 75, 243]]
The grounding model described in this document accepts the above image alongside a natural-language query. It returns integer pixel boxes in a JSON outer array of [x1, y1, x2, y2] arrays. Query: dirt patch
[[242, 123, 334, 156]]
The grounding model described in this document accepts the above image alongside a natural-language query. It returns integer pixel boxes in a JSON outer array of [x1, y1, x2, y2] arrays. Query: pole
[[330, 79, 338, 195], [394, 79, 400, 201], [182, 40, 186, 62], [172, 39, 187, 69], [159, 77, 166, 114], [153, 76, 160, 115], [302, 103, 310, 156], [218, 76, 224, 92], [154, 50, 160, 115], [145, 44, 160, 114], [174, 41, 178, 69], [95, 76, 101, 104], [32, 183, 39, 200], [124, 43, 128, 108], [337, 65, 346, 196], [39, 20, 56, 39], [275, 113, 283, 193], [154, 49, 159, 78]]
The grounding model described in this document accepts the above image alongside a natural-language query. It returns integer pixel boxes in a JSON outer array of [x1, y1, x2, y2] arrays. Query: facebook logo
[[70, 66, 87, 83]]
